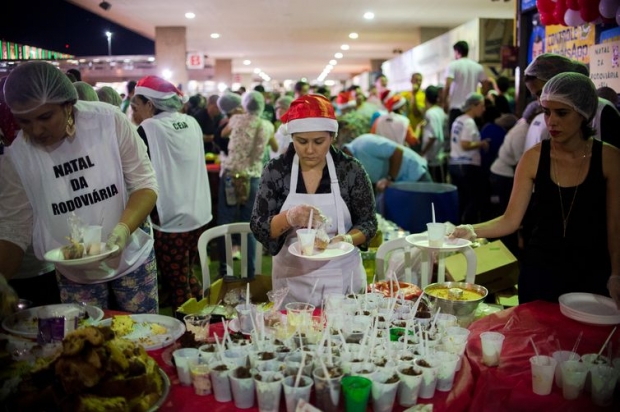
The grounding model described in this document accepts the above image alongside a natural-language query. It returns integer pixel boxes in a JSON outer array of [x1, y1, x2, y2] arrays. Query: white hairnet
[[524, 53, 589, 82], [540, 72, 597, 121], [4, 61, 78, 114], [242, 91, 265, 115], [217, 93, 242, 114], [461, 92, 484, 112]]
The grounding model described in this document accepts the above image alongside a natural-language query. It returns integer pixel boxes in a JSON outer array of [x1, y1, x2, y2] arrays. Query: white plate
[[43, 243, 119, 266], [97, 314, 185, 351], [559, 293, 620, 325], [406, 235, 472, 251], [2, 304, 104, 339], [288, 241, 355, 261]]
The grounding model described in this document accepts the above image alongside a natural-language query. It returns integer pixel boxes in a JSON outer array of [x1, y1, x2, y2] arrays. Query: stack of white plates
[[558, 293, 620, 325]]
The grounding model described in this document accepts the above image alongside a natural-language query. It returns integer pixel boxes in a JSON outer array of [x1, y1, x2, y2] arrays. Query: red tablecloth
[[466, 301, 619, 411]]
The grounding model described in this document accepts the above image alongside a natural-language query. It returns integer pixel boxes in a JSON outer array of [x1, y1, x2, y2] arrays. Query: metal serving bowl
[[424, 282, 488, 322]]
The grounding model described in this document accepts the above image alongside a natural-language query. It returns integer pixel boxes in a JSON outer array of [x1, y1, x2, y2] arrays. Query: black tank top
[[522, 139, 610, 300]]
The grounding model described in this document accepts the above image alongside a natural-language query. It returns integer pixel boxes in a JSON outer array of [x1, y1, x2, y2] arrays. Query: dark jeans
[[449, 163, 487, 224], [216, 175, 259, 279], [489, 172, 519, 256]]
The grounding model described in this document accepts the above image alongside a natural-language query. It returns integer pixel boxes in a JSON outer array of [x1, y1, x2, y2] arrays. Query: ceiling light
[[341, 44, 350, 51], [254, 68, 261, 73], [185, 12, 196, 19], [329, 59, 337, 65], [99, 1, 111, 11], [148, 57, 155, 62], [217, 82, 228, 92], [364, 12, 374, 20], [325, 80, 336, 86], [162, 69, 173, 80], [326, 64, 333, 70], [210, 33, 220, 39], [349, 32, 359, 39], [243, 60, 251, 65], [334, 52, 343, 59]]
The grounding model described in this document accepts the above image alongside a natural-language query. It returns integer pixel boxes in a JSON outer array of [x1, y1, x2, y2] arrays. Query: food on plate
[[61, 238, 85, 260], [150, 323, 167, 335], [426, 286, 485, 301], [368, 280, 422, 300], [111, 315, 135, 337], [314, 236, 329, 251], [7, 326, 164, 411]]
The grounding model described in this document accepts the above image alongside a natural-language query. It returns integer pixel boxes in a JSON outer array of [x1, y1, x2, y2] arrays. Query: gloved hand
[[0, 274, 18, 317], [285, 205, 325, 229], [330, 234, 353, 244], [608, 276, 620, 309], [449, 224, 477, 241], [106, 223, 131, 257], [376, 178, 391, 193]]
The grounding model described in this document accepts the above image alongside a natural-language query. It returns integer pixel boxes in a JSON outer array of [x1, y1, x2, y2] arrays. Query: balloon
[[566, 0, 580, 10], [540, 12, 557, 25], [580, 0, 601, 22], [565, 8, 586, 25], [600, 0, 619, 19], [554, 0, 569, 25], [537, 0, 556, 13]]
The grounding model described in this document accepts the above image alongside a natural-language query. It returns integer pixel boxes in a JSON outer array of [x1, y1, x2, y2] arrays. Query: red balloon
[[579, 0, 601, 22], [566, 0, 580, 10], [537, 0, 556, 13], [554, 0, 569, 25], [540, 11, 557, 26]]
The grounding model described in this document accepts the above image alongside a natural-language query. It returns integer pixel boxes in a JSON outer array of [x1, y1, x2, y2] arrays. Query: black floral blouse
[[250, 144, 377, 256]]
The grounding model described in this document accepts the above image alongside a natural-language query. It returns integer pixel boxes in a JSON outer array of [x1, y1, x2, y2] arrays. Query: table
[[466, 301, 619, 411]]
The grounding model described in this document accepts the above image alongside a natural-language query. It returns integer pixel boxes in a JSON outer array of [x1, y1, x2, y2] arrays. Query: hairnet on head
[[522, 100, 541, 121], [524, 53, 588, 82], [461, 93, 484, 112], [96, 86, 122, 107], [242, 91, 265, 115], [541, 72, 597, 121], [217, 93, 242, 114], [275, 95, 293, 110], [73, 81, 99, 102], [134, 76, 186, 113], [4, 61, 78, 114]]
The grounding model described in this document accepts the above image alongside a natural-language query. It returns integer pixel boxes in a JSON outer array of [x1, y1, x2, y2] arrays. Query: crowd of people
[[1, 41, 620, 314]]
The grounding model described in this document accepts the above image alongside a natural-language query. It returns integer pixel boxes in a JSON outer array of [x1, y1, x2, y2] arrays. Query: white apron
[[272, 152, 364, 307]]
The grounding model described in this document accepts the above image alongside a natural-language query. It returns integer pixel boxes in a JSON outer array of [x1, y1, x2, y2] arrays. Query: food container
[[424, 282, 488, 326]]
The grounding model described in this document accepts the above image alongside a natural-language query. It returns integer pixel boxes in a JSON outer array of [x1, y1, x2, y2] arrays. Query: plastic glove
[[285, 205, 325, 229], [330, 234, 353, 244], [376, 178, 391, 193], [608, 276, 620, 309], [449, 224, 477, 241], [0, 274, 18, 317], [106, 223, 130, 257]]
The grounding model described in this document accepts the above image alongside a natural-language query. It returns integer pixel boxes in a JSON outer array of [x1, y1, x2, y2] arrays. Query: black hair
[[496, 76, 510, 93], [126, 80, 137, 94], [453, 41, 469, 57], [294, 81, 309, 93], [425, 86, 440, 105], [66, 68, 82, 82], [134, 94, 163, 115], [253, 85, 265, 93]]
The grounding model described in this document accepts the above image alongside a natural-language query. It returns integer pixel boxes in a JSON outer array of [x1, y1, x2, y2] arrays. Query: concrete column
[[155, 26, 188, 91], [215, 59, 233, 89]]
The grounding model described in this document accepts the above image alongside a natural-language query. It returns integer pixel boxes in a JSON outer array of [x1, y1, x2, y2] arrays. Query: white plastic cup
[[296, 228, 317, 256], [560, 360, 588, 400], [172, 348, 200, 386], [312, 366, 344, 412], [414, 356, 439, 399], [580, 353, 610, 393], [285, 302, 315, 330], [184, 314, 211, 342], [282, 375, 313, 412], [235, 303, 257, 334], [426, 223, 446, 248], [229, 367, 256, 409], [209, 362, 233, 402], [189, 361, 212, 396], [83, 225, 103, 255], [371, 370, 400, 412], [530, 355, 557, 395], [254, 371, 284, 412], [551, 350, 579, 388], [435, 351, 460, 392], [396, 364, 423, 407], [590, 364, 619, 406], [480, 332, 505, 367]]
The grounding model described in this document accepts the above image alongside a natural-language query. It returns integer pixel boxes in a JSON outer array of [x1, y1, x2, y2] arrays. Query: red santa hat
[[384, 94, 406, 112], [281, 94, 338, 135], [135, 75, 187, 102], [336, 91, 356, 110]]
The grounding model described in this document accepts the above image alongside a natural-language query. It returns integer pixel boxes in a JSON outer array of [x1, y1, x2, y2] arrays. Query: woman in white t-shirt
[[449, 93, 488, 223]]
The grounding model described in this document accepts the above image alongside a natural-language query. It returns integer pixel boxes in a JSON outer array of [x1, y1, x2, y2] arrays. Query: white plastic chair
[[197, 222, 262, 295], [375, 237, 417, 283]]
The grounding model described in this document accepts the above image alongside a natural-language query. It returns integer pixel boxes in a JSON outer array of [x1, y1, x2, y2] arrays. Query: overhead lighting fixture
[[162, 69, 173, 80], [185, 12, 196, 19], [341, 44, 350, 51], [334, 52, 343, 59], [329, 59, 337, 65], [210, 33, 220, 39], [99, 1, 111, 11], [364, 11, 375, 20], [148, 56, 155, 62], [243, 60, 251, 65], [349, 32, 359, 39], [254, 68, 261, 73]]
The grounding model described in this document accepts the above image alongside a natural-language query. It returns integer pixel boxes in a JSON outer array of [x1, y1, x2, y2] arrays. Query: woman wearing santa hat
[[250, 94, 377, 306], [131, 76, 212, 308], [0, 61, 159, 315]]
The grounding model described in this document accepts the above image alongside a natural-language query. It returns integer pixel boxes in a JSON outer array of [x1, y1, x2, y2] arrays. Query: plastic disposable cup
[[83, 225, 103, 255], [254, 371, 284, 412], [435, 313, 458, 332], [349, 362, 376, 378], [235, 303, 257, 334], [590, 364, 618, 406], [530, 355, 557, 395], [371, 371, 400, 412], [415, 356, 439, 399], [396, 364, 423, 407], [286, 302, 315, 329], [37, 305, 81, 345], [184, 314, 211, 342], [426, 223, 445, 248], [282, 375, 314, 412], [189, 361, 212, 396], [436, 351, 460, 392], [209, 362, 233, 402], [172, 348, 200, 386], [581, 353, 610, 393], [312, 366, 344, 412], [480, 332, 505, 367], [223, 348, 248, 368], [296, 228, 316, 256], [551, 350, 579, 388], [561, 360, 587, 400], [341, 375, 372, 412], [198, 343, 219, 365], [229, 367, 256, 409]]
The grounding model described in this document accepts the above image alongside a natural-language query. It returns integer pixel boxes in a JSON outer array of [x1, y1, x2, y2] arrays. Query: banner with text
[[545, 24, 596, 64], [589, 42, 620, 91]]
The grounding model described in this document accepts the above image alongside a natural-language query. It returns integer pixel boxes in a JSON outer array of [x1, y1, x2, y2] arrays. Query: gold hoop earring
[[66, 112, 76, 137]]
